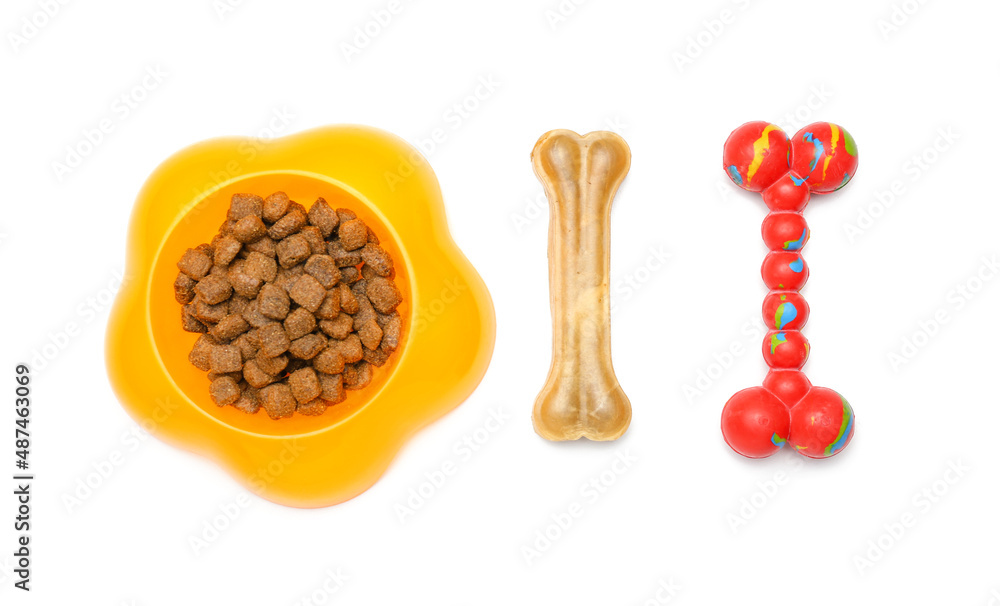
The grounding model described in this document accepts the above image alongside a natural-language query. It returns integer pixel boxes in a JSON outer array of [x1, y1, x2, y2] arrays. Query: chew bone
[[531, 130, 632, 441]]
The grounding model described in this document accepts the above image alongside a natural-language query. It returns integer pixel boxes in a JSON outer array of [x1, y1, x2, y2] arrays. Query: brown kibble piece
[[255, 354, 288, 376], [273, 264, 303, 293], [258, 322, 291, 357], [262, 191, 291, 224], [288, 274, 326, 312], [233, 215, 267, 243], [327, 240, 363, 267], [378, 313, 401, 350], [296, 399, 327, 416], [268, 209, 306, 240], [276, 234, 312, 269], [283, 308, 316, 340], [234, 329, 260, 360], [351, 282, 377, 329], [188, 334, 217, 371], [340, 266, 360, 284], [260, 383, 296, 419], [182, 305, 207, 333], [339, 283, 359, 314], [314, 289, 341, 320], [304, 255, 341, 289], [228, 193, 263, 221], [299, 225, 326, 255], [336, 208, 357, 223], [258, 284, 291, 320], [288, 333, 326, 360], [336, 334, 364, 363], [244, 251, 278, 282], [338, 219, 368, 251], [357, 318, 383, 350], [193, 275, 232, 305], [319, 315, 353, 340], [228, 295, 250, 316], [211, 314, 250, 341], [313, 347, 345, 375], [240, 299, 269, 328], [307, 197, 339, 237], [288, 367, 321, 403], [227, 261, 263, 298], [174, 272, 197, 304], [244, 235, 276, 258], [366, 277, 402, 314], [214, 235, 242, 266], [243, 358, 276, 389], [362, 344, 391, 367], [318, 372, 345, 403], [232, 385, 261, 414], [360, 243, 394, 277], [192, 298, 228, 324], [210, 376, 241, 406], [342, 361, 373, 390], [178, 248, 213, 280], [210, 344, 242, 373]]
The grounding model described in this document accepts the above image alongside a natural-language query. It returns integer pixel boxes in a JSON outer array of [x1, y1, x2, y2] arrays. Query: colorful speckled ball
[[788, 387, 855, 458], [761, 212, 810, 252], [721, 387, 791, 458], [763, 330, 810, 369], [761, 251, 809, 291], [789, 122, 859, 194], [762, 291, 809, 332], [763, 370, 812, 408], [723, 122, 790, 192], [762, 173, 811, 212]]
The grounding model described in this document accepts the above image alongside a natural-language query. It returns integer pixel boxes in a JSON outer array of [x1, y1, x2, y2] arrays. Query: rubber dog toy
[[531, 130, 632, 441], [720, 121, 857, 459]]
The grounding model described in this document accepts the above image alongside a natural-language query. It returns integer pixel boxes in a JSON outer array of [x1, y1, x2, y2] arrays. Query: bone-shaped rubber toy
[[531, 130, 632, 441], [720, 121, 857, 459]]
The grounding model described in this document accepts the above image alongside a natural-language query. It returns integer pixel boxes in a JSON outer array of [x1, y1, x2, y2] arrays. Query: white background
[[3, 0, 999, 604]]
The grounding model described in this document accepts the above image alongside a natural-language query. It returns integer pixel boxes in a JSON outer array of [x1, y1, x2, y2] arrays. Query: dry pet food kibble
[[175, 192, 405, 418]]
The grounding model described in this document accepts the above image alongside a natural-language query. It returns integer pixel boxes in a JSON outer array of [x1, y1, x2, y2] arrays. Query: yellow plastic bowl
[[106, 125, 495, 508]]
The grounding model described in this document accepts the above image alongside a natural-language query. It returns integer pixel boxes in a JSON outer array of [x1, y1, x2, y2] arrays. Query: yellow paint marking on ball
[[747, 124, 779, 185]]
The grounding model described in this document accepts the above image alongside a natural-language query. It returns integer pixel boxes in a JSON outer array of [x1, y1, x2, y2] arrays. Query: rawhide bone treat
[[175, 192, 403, 420], [531, 130, 632, 441], [720, 121, 858, 459]]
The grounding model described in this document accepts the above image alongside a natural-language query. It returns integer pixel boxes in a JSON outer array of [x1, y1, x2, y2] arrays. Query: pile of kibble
[[173, 192, 403, 419]]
